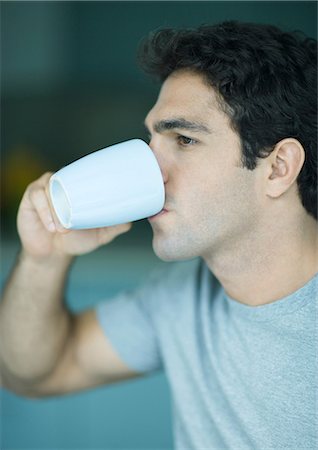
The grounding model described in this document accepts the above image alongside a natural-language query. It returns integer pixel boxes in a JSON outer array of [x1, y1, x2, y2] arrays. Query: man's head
[[139, 21, 317, 261]]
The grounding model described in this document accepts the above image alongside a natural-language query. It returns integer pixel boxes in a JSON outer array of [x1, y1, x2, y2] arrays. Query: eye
[[177, 135, 198, 147]]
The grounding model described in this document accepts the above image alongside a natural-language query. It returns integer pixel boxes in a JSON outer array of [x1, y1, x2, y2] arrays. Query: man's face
[[145, 70, 261, 262]]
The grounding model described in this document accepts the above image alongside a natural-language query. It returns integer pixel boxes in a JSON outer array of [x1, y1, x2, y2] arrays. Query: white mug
[[49, 139, 165, 229]]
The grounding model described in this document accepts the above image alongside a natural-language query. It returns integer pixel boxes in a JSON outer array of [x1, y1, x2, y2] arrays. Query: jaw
[[151, 220, 205, 262]]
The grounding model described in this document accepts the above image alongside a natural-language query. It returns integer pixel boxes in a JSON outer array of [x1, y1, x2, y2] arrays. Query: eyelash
[[146, 133, 198, 147], [177, 135, 198, 147]]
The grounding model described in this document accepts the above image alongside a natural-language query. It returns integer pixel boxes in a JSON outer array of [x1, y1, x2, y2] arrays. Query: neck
[[203, 212, 318, 306]]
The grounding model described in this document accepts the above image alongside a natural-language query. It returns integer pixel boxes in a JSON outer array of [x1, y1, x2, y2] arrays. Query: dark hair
[[138, 21, 317, 220]]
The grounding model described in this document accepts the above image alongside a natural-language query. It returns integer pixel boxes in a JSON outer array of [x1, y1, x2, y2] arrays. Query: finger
[[27, 171, 65, 232], [111, 222, 133, 235], [36, 172, 54, 188], [44, 176, 68, 233], [97, 222, 132, 244], [29, 187, 57, 233]]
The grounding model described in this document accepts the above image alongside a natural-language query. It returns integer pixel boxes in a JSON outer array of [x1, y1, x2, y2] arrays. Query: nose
[[148, 139, 169, 184]]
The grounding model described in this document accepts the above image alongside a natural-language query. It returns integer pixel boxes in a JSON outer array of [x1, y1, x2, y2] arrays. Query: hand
[[17, 172, 132, 259]]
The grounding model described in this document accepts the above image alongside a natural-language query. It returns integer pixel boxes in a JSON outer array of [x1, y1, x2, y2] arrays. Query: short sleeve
[[95, 259, 201, 375], [95, 273, 164, 374]]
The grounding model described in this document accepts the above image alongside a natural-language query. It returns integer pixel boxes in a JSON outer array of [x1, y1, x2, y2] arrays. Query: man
[[0, 21, 317, 449]]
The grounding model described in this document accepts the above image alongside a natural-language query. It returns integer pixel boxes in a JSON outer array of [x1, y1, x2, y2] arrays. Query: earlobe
[[266, 138, 305, 198]]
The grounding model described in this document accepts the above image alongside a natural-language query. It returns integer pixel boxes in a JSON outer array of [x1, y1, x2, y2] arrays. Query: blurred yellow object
[[1, 145, 48, 212]]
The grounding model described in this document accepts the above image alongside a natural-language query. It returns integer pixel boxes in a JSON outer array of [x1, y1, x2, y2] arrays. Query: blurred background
[[1, 1, 316, 449]]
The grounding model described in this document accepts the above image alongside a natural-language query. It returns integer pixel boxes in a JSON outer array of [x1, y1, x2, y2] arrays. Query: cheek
[[185, 166, 225, 202], [186, 167, 257, 219]]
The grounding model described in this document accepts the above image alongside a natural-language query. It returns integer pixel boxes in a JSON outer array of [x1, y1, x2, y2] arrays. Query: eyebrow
[[144, 117, 212, 135]]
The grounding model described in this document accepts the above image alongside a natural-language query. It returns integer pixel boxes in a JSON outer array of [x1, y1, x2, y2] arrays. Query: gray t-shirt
[[96, 259, 317, 449]]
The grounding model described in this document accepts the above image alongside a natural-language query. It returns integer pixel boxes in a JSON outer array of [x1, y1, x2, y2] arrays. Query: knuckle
[[42, 171, 54, 182], [29, 187, 42, 201], [26, 181, 37, 193], [25, 172, 52, 196], [30, 189, 48, 211]]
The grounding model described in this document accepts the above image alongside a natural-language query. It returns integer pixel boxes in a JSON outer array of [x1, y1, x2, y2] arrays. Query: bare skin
[[0, 173, 139, 396], [0, 69, 317, 397], [146, 70, 318, 305]]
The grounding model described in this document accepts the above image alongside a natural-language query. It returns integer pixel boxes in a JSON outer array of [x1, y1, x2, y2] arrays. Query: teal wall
[[1, 2, 316, 449], [1, 0, 317, 237]]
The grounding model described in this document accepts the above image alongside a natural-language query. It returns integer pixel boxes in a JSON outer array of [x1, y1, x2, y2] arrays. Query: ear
[[265, 138, 305, 198]]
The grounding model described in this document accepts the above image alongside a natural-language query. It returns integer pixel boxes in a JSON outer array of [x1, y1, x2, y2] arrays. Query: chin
[[152, 235, 199, 262]]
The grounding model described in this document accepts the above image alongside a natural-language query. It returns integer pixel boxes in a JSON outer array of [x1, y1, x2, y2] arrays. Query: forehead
[[145, 70, 224, 125]]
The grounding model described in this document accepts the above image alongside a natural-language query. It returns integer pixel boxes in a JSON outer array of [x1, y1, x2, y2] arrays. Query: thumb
[[97, 222, 133, 244]]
